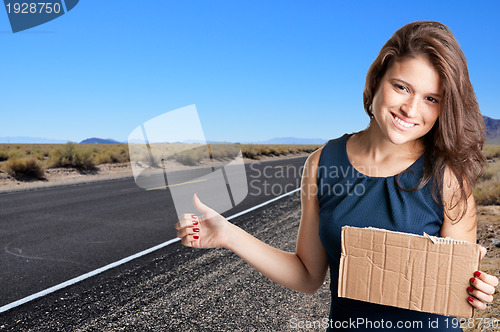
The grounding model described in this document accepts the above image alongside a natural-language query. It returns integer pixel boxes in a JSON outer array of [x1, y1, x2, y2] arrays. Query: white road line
[[0, 188, 301, 314], [145, 178, 207, 191], [226, 188, 300, 221]]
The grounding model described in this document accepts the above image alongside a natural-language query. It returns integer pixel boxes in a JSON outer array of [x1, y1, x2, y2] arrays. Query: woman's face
[[371, 55, 442, 147]]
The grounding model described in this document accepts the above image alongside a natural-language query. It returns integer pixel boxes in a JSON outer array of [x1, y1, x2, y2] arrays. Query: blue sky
[[1, 1, 499, 143]]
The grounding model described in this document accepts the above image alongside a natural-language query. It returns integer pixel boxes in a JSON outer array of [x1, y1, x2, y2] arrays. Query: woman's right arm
[[175, 149, 329, 294]]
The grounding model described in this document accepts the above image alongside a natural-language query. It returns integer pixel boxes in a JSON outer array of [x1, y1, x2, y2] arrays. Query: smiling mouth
[[391, 112, 417, 128]]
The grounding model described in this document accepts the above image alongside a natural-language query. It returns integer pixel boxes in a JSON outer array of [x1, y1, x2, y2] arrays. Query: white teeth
[[394, 115, 415, 128]]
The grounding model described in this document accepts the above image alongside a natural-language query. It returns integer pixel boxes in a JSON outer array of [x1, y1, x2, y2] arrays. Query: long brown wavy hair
[[363, 21, 486, 223]]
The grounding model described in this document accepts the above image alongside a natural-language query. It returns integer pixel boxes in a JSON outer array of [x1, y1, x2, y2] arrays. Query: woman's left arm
[[440, 166, 499, 310]]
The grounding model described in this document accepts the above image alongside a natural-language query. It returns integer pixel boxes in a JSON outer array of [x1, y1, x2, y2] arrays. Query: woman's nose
[[400, 96, 419, 117]]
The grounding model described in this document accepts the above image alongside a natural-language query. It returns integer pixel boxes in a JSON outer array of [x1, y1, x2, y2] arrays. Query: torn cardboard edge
[[338, 226, 482, 318]]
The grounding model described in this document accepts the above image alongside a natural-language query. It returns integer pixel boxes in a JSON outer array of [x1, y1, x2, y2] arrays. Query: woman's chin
[[385, 131, 416, 146]]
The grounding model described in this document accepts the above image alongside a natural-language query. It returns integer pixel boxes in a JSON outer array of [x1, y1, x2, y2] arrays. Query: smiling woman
[[175, 21, 498, 332], [363, 21, 486, 223]]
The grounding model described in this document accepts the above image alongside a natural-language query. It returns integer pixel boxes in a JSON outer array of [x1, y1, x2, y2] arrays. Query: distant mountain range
[[1, 115, 499, 145], [79, 137, 121, 144], [484, 116, 500, 144]]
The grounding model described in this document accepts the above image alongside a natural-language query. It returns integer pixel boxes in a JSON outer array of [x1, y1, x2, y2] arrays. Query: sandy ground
[[0, 155, 498, 331]]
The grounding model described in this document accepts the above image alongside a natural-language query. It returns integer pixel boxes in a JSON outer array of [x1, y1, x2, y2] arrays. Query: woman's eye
[[426, 96, 439, 103], [394, 84, 408, 92]]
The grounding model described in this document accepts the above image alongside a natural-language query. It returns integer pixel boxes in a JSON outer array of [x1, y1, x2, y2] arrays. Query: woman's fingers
[[176, 225, 200, 238], [177, 219, 201, 247], [467, 285, 494, 304], [470, 276, 496, 297], [180, 233, 200, 247], [176, 212, 202, 247], [467, 295, 488, 310], [473, 270, 499, 288], [177, 213, 199, 223], [467, 271, 498, 310], [175, 213, 199, 230]]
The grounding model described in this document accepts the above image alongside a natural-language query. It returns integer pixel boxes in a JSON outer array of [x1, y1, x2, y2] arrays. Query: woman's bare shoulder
[[300, 147, 324, 183], [306, 147, 324, 168]]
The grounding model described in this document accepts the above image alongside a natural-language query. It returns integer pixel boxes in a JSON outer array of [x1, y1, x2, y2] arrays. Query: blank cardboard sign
[[338, 226, 482, 318]]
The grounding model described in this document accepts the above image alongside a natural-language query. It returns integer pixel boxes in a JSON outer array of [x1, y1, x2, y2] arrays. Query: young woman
[[175, 21, 498, 331]]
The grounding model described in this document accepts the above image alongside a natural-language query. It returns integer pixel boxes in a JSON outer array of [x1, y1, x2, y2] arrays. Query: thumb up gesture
[[175, 194, 232, 249]]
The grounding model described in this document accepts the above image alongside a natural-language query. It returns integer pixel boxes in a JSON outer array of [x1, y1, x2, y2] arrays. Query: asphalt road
[[0, 156, 307, 308]]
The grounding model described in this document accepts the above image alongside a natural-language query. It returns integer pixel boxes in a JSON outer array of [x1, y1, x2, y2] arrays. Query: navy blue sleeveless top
[[317, 133, 462, 331]]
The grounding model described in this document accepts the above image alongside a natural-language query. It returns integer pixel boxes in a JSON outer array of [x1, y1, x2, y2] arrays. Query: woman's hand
[[467, 247, 499, 310], [175, 193, 231, 249]]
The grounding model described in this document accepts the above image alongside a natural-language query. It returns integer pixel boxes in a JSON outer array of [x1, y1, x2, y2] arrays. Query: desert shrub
[[47, 142, 95, 169], [0, 150, 8, 161], [34, 152, 45, 161], [95, 148, 129, 164], [8, 150, 22, 159], [239, 144, 321, 159], [5, 157, 45, 178], [118, 147, 130, 162], [209, 144, 240, 160], [260, 147, 273, 156], [242, 145, 260, 159], [275, 147, 290, 155], [73, 151, 95, 169], [483, 145, 500, 160], [95, 151, 114, 164], [31, 146, 41, 154], [175, 148, 206, 166], [474, 179, 500, 205], [300, 144, 322, 153], [21, 146, 43, 160], [474, 161, 500, 205], [478, 163, 500, 182]]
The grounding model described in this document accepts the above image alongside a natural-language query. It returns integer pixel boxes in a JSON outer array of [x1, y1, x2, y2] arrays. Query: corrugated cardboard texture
[[338, 226, 482, 318]]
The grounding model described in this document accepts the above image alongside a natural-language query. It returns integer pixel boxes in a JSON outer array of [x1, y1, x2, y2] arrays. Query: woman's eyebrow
[[390, 78, 442, 98]]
